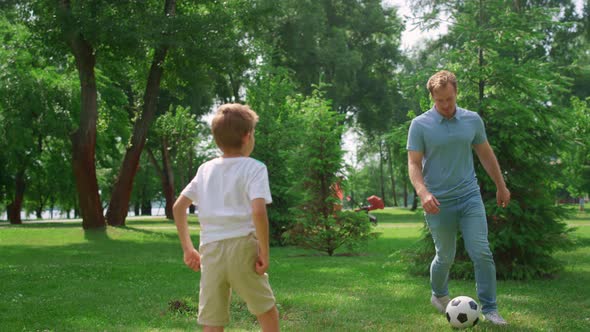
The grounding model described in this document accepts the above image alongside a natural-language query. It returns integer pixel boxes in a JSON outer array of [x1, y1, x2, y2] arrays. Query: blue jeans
[[425, 193, 497, 313]]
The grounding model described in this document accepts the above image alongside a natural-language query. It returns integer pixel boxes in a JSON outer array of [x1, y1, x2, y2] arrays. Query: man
[[407, 70, 510, 325]]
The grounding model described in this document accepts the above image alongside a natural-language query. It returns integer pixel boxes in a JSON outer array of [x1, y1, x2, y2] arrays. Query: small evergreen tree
[[284, 89, 375, 256], [247, 66, 301, 245]]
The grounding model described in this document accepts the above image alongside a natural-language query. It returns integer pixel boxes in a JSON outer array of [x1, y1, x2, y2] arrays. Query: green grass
[[1, 208, 589, 331]]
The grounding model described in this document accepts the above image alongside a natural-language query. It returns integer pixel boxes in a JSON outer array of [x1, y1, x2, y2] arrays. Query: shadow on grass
[[0, 222, 82, 229], [120, 225, 180, 240], [83, 227, 111, 242], [370, 208, 425, 224]]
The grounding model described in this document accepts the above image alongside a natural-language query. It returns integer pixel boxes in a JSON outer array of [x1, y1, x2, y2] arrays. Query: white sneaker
[[431, 295, 451, 314], [484, 311, 508, 325]]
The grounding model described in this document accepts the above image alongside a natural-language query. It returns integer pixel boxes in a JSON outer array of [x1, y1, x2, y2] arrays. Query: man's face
[[431, 84, 457, 119]]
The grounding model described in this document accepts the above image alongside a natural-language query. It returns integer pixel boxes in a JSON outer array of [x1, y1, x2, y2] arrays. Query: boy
[[173, 103, 280, 332]]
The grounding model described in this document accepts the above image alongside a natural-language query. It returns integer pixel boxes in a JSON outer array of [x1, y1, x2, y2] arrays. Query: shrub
[[285, 210, 376, 256]]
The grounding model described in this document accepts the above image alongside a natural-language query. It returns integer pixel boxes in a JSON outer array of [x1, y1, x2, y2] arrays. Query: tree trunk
[[141, 199, 152, 216], [378, 140, 386, 205], [133, 201, 139, 216], [403, 179, 408, 207], [147, 145, 175, 220], [411, 188, 418, 211], [161, 138, 175, 219], [106, 0, 176, 226], [59, 0, 105, 229], [387, 143, 398, 206], [7, 169, 26, 224]]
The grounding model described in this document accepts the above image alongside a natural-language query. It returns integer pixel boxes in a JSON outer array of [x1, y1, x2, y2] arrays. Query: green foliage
[[151, 105, 213, 193], [560, 97, 590, 198], [284, 210, 376, 256], [0, 13, 77, 217], [289, 89, 344, 220], [254, 0, 404, 132], [247, 66, 301, 245], [282, 89, 376, 255]]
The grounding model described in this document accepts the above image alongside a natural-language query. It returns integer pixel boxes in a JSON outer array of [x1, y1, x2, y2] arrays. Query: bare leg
[[203, 326, 223, 332], [257, 306, 279, 332]]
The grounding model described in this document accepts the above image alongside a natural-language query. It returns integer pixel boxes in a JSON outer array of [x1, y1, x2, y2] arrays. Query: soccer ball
[[445, 296, 481, 329]]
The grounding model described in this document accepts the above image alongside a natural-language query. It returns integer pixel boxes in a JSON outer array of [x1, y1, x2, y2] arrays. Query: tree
[[561, 97, 590, 201], [246, 66, 301, 245], [55, 0, 106, 228], [106, 0, 259, 225], [284, 89, 374, 256], [105, 0, 176, 226], [254, 0, 404, 125], [147, 106, 206, 219], [0, 13, 74, 223]]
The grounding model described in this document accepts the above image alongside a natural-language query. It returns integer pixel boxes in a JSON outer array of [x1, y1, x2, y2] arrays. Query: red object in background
[[366, 195, 384, 211], [333, 182, 344, 200]]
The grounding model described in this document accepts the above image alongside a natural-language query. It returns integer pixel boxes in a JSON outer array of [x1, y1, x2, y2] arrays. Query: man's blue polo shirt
[[407, 106, 487, 202]]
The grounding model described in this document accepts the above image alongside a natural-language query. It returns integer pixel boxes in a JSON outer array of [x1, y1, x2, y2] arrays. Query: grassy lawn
[[1, 208, 589, 331]]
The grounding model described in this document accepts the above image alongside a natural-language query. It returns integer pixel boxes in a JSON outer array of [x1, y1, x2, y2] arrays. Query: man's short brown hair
[[427, 70, 457, 94], [211, 103, 259, 151]]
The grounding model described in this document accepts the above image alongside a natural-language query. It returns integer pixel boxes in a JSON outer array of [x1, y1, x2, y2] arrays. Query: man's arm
[[408, 150, 440, 214], [172, 195, 200, 271], [252, 198, 270, 275], [473, 141, 511, 207]]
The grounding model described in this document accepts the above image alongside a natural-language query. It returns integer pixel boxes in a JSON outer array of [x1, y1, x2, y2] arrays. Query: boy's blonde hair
[[427, 70, 457, 94], [211, 103, 259, 151]]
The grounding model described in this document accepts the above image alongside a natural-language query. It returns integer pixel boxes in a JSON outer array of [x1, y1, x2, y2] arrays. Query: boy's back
[[181, 156, 272, 245], [172, 103, 279, 331]]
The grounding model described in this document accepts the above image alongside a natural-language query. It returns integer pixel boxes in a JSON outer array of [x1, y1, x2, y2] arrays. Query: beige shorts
[[197, 233, 276, 326]]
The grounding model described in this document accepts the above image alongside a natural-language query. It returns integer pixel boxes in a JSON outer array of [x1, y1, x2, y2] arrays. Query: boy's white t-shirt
[[180, 157, 272, 245]]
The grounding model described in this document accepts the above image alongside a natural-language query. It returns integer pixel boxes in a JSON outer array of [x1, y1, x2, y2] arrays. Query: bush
[[284, 210, 377, 256]]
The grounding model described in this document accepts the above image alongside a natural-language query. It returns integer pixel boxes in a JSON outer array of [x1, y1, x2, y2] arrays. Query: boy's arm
[[173, 195, 201, 272], [252, 198, 270, 275]]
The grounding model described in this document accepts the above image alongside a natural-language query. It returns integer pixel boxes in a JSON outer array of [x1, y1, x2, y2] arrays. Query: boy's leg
[[228, 234, 277, 328], [425, 205, 459, 299], [198, 241, 231, 328], [459, 194, 497, 314], [257, 305, 279, 332]]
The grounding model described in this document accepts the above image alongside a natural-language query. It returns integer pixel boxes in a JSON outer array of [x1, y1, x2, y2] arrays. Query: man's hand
[[497, 187, 511, 208], [420, 191, 441, 214], [183, 248, 201, 272], [255, 250, 269, 275]]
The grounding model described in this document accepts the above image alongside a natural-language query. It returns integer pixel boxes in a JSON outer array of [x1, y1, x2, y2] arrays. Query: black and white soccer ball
[[445, 296, 481, 329]]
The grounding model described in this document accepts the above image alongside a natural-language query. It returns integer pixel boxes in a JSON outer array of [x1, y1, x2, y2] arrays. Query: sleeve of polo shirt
[[472, 114, 488, 145], [407, 119, 424, 152]]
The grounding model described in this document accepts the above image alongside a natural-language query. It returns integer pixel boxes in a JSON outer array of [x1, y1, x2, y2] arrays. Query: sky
[[382, 0, 585, 51], [382, 0, 448, 51]]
